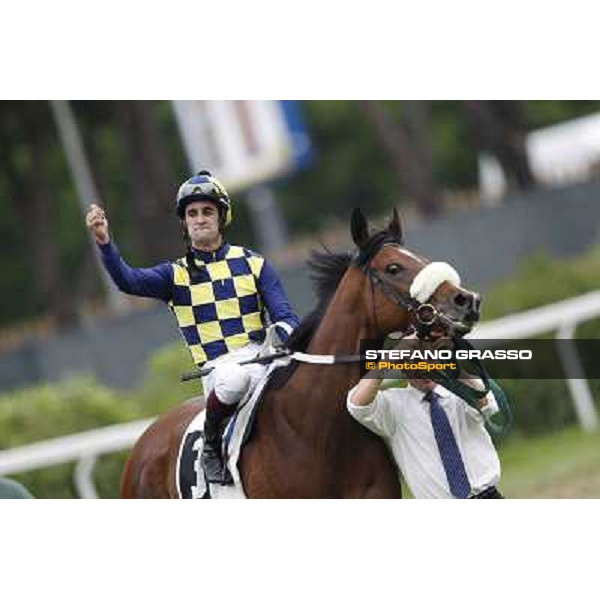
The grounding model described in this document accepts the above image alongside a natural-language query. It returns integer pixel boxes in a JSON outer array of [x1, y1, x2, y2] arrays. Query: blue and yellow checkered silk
[[169, 245, 268, 366]]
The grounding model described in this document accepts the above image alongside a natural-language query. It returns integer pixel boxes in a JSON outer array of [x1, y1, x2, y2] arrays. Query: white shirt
[[347, 383, 501, 499]]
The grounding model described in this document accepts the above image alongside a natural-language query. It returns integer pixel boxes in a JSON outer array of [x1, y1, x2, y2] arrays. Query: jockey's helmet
[[176, 170, 232, 227]]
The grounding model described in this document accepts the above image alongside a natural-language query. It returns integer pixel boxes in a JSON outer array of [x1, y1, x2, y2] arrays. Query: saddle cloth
[[175, 358, 289, 499]]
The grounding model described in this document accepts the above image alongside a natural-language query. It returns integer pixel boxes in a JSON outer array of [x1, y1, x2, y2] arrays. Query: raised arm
[[346, 378, 397, 438], [85, 203, 173, 301], [348, 377, 383, 407]]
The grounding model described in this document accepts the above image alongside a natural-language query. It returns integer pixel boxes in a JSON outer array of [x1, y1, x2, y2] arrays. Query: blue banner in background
[[280, 100, 314, 171]]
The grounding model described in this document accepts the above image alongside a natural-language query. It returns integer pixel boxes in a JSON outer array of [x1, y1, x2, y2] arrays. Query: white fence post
[[556, 323, 598, 432], [74, 455, 99, 499]]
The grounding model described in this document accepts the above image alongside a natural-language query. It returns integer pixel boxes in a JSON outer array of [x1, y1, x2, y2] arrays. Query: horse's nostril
[[466, 310, 480, 324], [454, 293, 468, 308]]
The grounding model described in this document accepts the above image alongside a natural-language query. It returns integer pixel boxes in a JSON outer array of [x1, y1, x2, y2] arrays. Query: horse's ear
[[351, 208, 370, 249], [388, 207, 403, 243]]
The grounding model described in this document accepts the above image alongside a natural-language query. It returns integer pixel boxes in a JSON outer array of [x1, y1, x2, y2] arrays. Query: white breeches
[[201, 343, 267, 406]]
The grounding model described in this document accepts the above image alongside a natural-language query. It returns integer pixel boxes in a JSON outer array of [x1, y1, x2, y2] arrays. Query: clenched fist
[[85, 203, 110, 245]]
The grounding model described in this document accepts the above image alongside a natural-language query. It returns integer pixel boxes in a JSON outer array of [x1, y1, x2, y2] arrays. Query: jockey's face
[[184, 200, 222, 251]]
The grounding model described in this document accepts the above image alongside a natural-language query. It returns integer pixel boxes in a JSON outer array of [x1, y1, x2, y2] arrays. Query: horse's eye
[[386, 263, 403, 276]]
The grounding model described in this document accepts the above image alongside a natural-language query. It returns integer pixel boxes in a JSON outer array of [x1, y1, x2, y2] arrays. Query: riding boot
[[201, 392, 235, 485]]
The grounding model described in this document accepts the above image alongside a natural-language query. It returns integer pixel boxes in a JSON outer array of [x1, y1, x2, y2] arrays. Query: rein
[[427, 337, 513, 435], [180, 348, 365, 381], [179, 342, 511, 435]]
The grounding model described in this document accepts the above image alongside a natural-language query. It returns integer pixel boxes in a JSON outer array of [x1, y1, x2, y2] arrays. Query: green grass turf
[[498, 426, 600, 498]]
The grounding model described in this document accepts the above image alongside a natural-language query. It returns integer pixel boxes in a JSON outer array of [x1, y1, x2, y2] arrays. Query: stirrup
[[220, 465, 233, 486], [202, 447, 233, 485]]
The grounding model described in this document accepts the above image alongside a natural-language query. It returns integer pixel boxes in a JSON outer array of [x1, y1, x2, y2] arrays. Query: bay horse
[[120, 208, 481, 498]]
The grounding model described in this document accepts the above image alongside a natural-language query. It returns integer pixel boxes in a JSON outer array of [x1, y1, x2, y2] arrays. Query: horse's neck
[[309, 274, 375, 353], [302, 274, 378, 399], [271, 278, 377, 454]]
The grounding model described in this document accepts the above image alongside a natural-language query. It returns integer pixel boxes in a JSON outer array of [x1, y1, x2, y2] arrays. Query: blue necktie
[[425, 390, 471, 498]]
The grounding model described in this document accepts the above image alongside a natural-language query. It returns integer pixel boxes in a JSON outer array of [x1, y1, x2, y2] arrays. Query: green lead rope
[[429, 337, 513, 436]]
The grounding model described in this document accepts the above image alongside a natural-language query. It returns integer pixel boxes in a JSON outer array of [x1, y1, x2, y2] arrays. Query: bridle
[[365, 267, 436, 339], [362, 246, 471, 340]]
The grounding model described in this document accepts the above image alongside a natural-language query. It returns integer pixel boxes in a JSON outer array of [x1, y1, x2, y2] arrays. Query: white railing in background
[[0, 419, 153, 498], [470, 290, 600, 432], [1, 291, 599, 498]]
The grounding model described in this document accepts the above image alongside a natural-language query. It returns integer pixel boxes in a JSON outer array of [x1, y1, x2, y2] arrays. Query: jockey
[[86, 170, 300, 484]]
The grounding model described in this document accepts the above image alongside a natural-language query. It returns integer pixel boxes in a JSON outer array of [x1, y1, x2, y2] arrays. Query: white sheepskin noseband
[[409, 262, 461, 303]]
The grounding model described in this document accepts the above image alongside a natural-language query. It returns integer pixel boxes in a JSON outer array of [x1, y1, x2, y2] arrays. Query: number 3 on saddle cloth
[[176, 326, 291, 499]]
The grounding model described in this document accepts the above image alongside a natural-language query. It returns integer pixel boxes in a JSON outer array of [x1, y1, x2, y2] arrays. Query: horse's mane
[[285, 248, 353, 352], [285, 228, 401, 352]]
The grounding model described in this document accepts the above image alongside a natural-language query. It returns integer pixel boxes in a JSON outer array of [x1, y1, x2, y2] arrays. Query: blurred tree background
[[1, 100, 599, 333], [2, 100, 600, 497]]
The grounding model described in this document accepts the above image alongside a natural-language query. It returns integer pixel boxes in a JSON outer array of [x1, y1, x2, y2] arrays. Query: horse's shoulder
[[264, 362, 300, 392]]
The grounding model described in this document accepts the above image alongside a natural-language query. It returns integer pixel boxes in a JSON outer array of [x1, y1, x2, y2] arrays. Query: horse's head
[[351, 208, 480, 339]]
